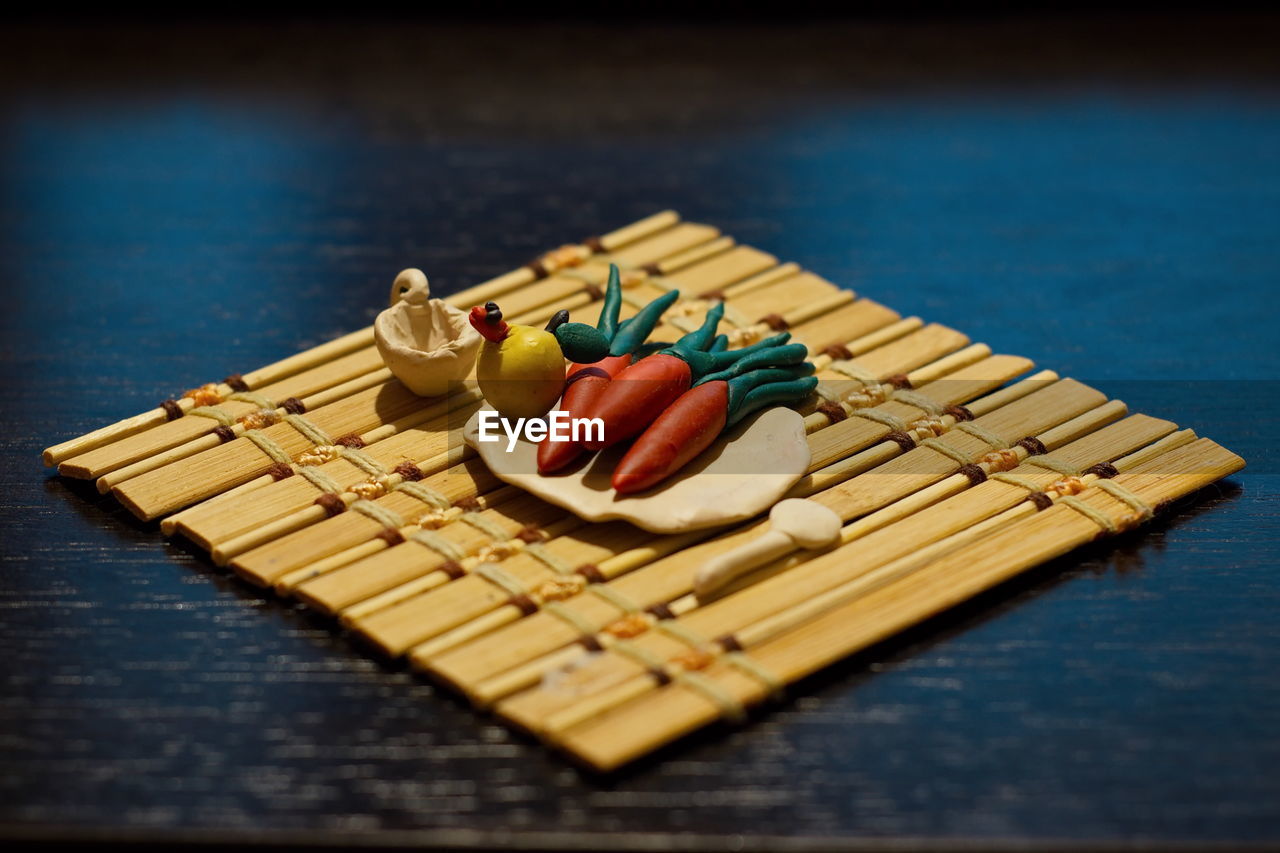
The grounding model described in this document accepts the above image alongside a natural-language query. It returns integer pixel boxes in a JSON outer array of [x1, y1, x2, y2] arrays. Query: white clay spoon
[[694, 498, 842, 601]]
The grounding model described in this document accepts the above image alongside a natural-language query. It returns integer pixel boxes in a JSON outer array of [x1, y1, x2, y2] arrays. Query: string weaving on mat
[[609, 639, 669, 675], [297, 466, 342, 494], [243, 431, 293, 466], [396, 480, 451, 511], [184, 386, 344, 472], [524, 542, 575, 577], [161, 375, 253, 420], [591, 602, 786, 705], [475, 561, 530, 601], [1023, 453, 1084, 476], [350, 500, 404, 530], [542, 581, 646, 636], [299, 443, 455, 517], [990, 460, 1156, 524], [459, 512, 515, 547], [543, 600, 598, 637], [672, 670, 747, 723], [1059, 479, 1155, 533], [410, 529, 467, 564], [827, 358, 879, 385], [1094, 479, 1156, 523], [920, 420, 1009, 465], [815, 369, 954, 437]]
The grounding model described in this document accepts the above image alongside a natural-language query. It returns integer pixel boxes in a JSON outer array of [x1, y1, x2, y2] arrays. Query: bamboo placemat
[[43, 210, 1245, 771]]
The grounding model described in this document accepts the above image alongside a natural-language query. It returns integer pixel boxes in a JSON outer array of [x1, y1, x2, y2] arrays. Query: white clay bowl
[[374, 268, 482, 397]]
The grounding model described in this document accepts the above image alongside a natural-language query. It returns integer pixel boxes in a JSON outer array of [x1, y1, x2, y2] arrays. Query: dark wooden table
[[2, 14, 1278, 850]]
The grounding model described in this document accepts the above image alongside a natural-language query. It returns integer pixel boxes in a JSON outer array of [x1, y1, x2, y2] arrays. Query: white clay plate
[[464, 405, 811, 533]]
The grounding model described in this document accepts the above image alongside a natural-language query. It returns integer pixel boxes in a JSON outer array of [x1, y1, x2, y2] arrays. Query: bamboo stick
[[44, 327, 376, 469], [483, 223, 725, 322], [795, 368, 1055, 494], [168, 409, 480, 549], [278, 489, 573, 593], [90, 368, 406, 493], [357, 351, 1036, 664], [211, 404, 485, 559], [239, 454, 506, 583], [552, 438, 1244, 770], [285, 511, 565, 608], [43, 210, 682, 467]]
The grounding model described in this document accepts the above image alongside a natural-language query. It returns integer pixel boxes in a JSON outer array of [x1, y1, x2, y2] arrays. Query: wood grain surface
[[1, 13, 1278, 850]]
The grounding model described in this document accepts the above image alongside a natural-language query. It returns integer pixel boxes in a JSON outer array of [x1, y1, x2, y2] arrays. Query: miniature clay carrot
[[611, 380, 728, 493], [536, 355, 631, 473], [582, 309, 806, 451], [579, 352, 694, 452], [537, 265, 679, 473], [612, 363, 817, 493]]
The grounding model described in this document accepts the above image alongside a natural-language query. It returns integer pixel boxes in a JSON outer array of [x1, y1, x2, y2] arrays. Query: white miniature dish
[[374, 268, 482, 397], [464, 404, 811, 533]]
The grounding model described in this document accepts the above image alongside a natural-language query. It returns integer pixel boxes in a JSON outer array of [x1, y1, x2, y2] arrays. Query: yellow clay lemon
[[470, 303, 566, 420]]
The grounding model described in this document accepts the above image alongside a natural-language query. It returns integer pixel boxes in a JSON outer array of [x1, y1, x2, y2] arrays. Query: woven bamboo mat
[[43, 210, 1245, 771]]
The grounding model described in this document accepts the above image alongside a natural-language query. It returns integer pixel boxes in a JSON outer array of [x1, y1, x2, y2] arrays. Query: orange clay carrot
[[612, 363, 818, 494], [537, 355, 632, 473], [535, 264, 680, 471], [580, 353, 692, 451], [583, 327, 805, 453], [611, 380, 728, 493]]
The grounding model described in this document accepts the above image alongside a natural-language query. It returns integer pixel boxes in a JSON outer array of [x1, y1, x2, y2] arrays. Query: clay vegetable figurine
[[581, 308, 809, 452], [468, 302, 610, 420], [537, 264, 680, 473], [612, 358, 817, 494]]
